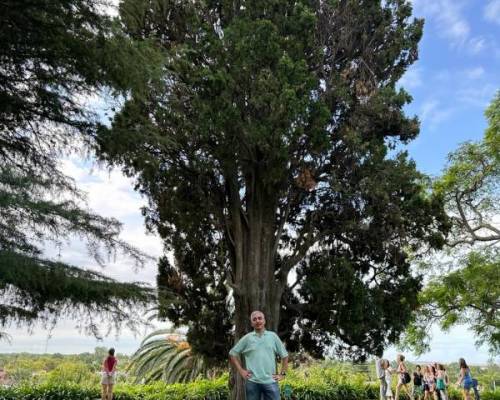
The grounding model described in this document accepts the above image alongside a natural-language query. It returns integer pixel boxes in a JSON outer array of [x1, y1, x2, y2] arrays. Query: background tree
[[0, 0, 158, 337], [402, 93, 500, 355], [97, 1, 449, 396]]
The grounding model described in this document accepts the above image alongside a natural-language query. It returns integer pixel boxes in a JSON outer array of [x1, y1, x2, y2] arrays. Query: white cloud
[[484, 0, 500, 25], [419, 99, 454, 129], [60, 158, 147, 220], [412, 0, 470, 44], [398, 65, 423, 90], [466, 36, 487, 54], [411, 0, 489, 54], [464, 66, 485, 79], [457, 84, 498, 108], [49, 157, 164, 284]]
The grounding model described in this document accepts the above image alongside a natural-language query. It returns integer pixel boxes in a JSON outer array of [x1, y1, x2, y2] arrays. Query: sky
[[1, 0, 499, 364]]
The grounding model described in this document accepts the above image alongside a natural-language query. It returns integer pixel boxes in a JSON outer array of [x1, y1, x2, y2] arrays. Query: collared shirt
[[229, 330, 288, 385]]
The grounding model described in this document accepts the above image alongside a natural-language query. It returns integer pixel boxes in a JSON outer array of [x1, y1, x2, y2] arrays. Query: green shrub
[[482, 391, 500, 400], [0, 384, 99, 400], [1, 376, 498, 400]]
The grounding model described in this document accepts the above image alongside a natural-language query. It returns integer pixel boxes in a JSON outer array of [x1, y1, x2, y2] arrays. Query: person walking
[[395, 354, 411, 400], [229, 311, 289, 400], [456, 358, 473, 400], [101, 348, 117, 400]]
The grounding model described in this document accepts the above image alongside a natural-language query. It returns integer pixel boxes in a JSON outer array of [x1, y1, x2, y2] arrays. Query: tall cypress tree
[[97, 0, 449, 396]]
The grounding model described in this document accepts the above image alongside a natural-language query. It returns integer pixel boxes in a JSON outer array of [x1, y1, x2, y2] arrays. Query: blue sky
[[1, 0, 499, 364], [403, 0, 500, 175]]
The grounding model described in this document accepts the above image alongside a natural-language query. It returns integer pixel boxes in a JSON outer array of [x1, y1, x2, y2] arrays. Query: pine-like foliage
[[0, 0, 154, 336]]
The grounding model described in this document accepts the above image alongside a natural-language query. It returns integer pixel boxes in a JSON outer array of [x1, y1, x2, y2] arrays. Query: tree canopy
[[97, 0, 449, 372], [0, 0, 155, 337]]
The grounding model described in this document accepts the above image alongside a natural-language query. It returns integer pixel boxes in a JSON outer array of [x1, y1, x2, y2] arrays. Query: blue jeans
[[245, 381, 280, 400]]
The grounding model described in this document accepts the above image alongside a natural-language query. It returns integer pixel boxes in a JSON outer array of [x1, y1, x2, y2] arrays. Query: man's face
[[250, 312, 265, 330]]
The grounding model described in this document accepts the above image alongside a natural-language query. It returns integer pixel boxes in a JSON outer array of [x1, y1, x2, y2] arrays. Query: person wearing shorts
[[101, 348, 117, 400]]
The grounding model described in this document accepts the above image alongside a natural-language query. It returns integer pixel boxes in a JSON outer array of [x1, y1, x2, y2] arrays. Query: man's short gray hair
[[250, 310, 265, 320]]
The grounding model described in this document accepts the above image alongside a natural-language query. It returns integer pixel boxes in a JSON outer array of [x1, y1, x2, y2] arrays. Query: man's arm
[[281, 356, 289, 375], [272, 332, 289, 381], [229, 355, 252, 380], [281, 356, 289, 374], [272, 356, 288, 381]]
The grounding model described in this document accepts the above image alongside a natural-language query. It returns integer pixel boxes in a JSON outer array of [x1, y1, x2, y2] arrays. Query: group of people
[[100, 311, 480, 400], [376, 356, 478, 400]]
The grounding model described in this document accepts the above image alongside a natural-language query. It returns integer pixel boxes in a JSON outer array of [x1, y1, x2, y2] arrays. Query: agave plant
[[127, 329, 209, 384]]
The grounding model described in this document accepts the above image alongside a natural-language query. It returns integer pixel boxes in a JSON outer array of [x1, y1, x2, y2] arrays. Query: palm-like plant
[[127, 329, 209, 383]]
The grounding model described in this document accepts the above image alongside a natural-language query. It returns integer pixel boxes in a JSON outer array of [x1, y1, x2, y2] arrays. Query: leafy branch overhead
[[0, 0, 156, 335], [0, 252, 154, 338]]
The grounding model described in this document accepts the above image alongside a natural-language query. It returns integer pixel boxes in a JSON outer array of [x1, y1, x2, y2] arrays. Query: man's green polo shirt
[[229, 330, 288, 385]]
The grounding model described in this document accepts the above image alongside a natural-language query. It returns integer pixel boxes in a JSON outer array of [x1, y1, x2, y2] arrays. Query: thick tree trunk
[[227, 167, 286, 400], [229, 209, 285, 399]]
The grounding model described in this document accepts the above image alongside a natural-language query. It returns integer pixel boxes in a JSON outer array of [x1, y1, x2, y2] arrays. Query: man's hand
[[272, 373, 285, 381], [239, 369, 252, 380]]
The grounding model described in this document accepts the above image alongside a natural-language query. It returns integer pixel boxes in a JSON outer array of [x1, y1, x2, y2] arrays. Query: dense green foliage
[[96, 0, 449, 366], [402, 93, 500, 355], [0, 0, 155, 337], [0, 366, 499, 400], [1, 353, 499, 399]]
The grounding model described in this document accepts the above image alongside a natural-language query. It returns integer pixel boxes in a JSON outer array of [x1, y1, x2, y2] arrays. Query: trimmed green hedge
[[0, 378, 499, 400]]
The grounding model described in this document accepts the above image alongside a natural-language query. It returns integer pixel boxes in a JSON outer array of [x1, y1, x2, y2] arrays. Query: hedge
[[0, 377, 498, 400]]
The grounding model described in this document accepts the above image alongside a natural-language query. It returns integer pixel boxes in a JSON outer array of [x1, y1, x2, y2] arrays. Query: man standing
[[229, 310, 289, 400]]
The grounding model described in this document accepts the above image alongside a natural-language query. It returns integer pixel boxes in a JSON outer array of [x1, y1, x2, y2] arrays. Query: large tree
[[97, 0, 448, 394], [401, 93, 500, 355], [0, 0, 157, 337]]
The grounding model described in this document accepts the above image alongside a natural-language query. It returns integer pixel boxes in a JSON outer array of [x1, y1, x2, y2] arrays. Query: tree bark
[[230, 248, 283, 400], [227, 171, 285, 400]]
